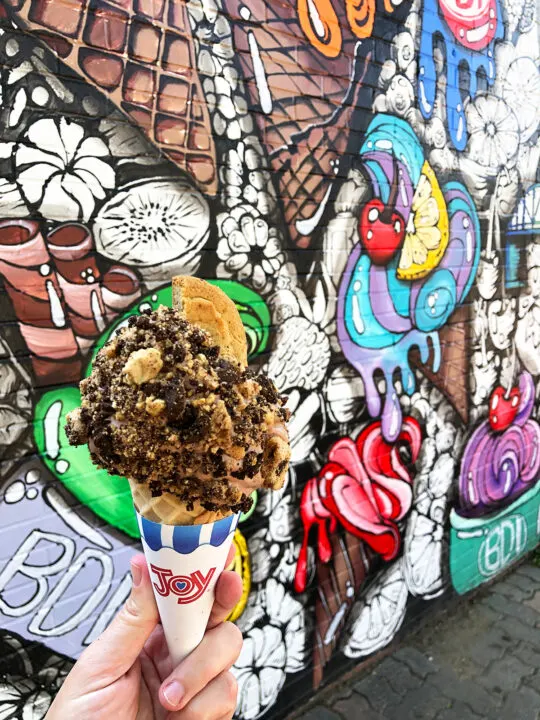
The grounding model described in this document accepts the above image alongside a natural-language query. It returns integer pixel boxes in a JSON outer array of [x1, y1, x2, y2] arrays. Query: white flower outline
[[217, 212, 285, 295], [12, 118, 115, 222]]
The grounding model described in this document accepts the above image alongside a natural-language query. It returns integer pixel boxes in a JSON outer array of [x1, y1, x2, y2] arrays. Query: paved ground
[[297, 559, 540, 720]]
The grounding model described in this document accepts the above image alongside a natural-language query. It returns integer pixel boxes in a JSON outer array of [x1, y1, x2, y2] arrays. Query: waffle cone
[[128, 479, 231, 526]]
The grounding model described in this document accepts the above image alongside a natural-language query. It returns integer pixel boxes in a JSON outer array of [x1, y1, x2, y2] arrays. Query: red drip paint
[[294, 418, 422, 593]]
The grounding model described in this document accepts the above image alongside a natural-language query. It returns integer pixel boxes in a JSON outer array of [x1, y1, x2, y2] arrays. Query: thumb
[[75, 555, 159, 686]]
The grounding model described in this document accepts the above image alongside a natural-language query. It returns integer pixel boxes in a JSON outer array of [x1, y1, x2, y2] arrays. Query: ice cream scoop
[[66, 277, 290, 523]]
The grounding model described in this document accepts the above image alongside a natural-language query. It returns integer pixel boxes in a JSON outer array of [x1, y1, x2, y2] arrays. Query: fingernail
[[131, 561, 142, 587], [163, 681, 184, 708]]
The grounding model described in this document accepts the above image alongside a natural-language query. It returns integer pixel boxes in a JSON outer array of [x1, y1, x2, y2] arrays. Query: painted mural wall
[[0, 0, 538, 716]]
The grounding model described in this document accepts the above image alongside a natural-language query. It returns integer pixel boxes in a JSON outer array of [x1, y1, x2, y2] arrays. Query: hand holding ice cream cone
[[46, 551, 243, 719], [65, 275, 291, 664]]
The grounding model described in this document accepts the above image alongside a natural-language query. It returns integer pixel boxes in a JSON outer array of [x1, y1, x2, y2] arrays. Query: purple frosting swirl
[[458, 372, 540, 518]]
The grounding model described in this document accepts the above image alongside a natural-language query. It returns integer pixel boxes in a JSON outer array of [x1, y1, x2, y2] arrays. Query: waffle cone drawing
[[4, 0, 217, 195]]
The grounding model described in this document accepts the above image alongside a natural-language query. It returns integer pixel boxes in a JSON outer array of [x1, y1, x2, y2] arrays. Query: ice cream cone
[[65, 276, 290, 662], [130, 478, 239, 665]]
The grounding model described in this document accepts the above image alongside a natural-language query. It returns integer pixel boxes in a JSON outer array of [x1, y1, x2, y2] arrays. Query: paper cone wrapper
[[136, 509, 240, 666]]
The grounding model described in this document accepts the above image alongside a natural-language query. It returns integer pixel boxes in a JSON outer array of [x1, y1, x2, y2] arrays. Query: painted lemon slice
[[397, 161, 449, 281], [226, 528, 251, 622]]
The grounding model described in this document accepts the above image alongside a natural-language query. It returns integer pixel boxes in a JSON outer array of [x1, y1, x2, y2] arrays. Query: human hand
[[46, 549, 243, 720]]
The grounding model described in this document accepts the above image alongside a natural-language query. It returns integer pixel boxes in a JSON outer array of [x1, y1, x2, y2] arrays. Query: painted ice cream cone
[[66, 276, 290, 662]]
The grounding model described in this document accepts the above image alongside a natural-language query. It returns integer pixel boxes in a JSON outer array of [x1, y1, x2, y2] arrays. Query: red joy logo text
[[150, 565, 216, 604]]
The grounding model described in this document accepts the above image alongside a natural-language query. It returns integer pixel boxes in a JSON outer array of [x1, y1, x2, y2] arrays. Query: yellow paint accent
[[397, 160, 449, 281], [226, 528, 251, 622]]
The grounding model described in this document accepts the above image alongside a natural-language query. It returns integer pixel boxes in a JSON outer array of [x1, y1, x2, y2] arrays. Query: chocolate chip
[[184, 412, 211, 441], [210, 451, 227, 476], [203, 345, 220, 362], [137, 315, 151, 329], [170, 405, 196, 432], [258, 375, 279, 403], [216, 359, 240, 385], [149, 481, 162, 497], [172, 343, 186, 363], [164, 384, 186, 422], [243, 450, 263, 478]]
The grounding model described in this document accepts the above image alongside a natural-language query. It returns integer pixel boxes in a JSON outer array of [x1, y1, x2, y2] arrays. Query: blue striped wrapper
[[137, 512, 240, 554]]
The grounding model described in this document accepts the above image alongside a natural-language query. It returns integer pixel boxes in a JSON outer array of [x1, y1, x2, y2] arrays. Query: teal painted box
[[450, 482, 540, 595]]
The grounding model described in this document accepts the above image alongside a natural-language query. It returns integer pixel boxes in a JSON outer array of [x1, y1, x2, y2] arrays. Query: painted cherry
[[359, 155, 405, 265], [488, 385, 521, 432]]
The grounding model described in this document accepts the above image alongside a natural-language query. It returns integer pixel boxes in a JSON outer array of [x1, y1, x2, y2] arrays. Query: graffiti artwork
[[337, 114, 480, 441], [294, 418, 422, 685], [0, 0, 539, 716], [450, 370, 540, 592]]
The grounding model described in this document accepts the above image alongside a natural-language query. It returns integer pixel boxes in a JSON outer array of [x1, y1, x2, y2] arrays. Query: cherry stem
[[504, 344, 517, 400], [380, 154, 400, 224]]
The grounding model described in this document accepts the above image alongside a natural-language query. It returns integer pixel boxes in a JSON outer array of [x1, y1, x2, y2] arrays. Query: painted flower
[[286, 390, 323, 464], [465, 95, 519, 170], [0, 350, 32, 462], [325, 364, 365, 425], [233, 625, 286, 720], [217, 213, 285, 295], [266, 316, 330, 392], [488, 298, 516, 350], [294, 420, 422, 593], [0, 635, 70, 720], [404, 452, 454, 598], [233, 579, 305, 719], [385, 75, 415, 116], [400, 174, 441, 270], [0, 679, 52, 720], [503, 57, 540, 142], [392, 32, 415, 71], [12, 118, 115, 222], [516, 302, 540, 375], [0, 178, 28, 217], [344, 560, 408, 658]]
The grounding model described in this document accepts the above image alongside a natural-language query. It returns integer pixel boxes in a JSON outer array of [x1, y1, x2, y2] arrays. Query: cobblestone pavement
[[296, 560, 540, 720]]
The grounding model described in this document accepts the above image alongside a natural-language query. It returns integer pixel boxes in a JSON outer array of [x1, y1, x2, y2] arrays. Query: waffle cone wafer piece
[[128, 478, 230, 526], [172, 275, 248, 368]]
